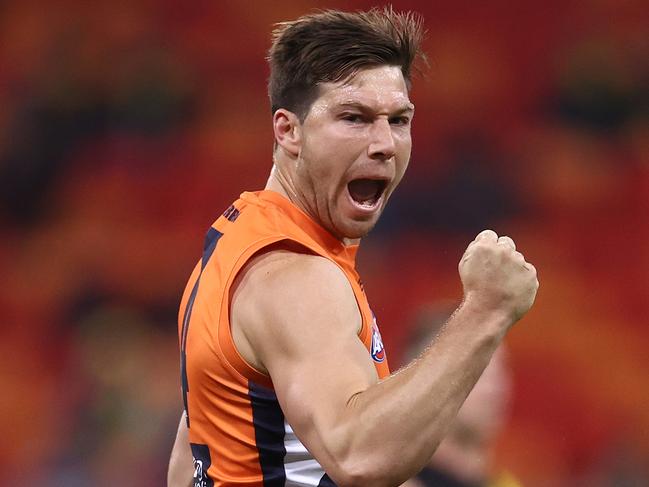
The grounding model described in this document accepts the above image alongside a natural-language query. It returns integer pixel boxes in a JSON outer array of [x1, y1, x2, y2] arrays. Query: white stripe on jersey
[[283, 420, 329, 486]]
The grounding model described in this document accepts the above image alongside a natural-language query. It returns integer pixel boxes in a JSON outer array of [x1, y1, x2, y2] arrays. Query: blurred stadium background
[[0, 0, 647, 485]]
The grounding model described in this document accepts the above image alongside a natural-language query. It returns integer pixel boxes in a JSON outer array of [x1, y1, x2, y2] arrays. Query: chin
[[337, 218, 378, 241]]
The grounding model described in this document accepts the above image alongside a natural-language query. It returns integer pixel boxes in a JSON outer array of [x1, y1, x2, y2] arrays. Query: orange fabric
[[179, 190, 390, 484]]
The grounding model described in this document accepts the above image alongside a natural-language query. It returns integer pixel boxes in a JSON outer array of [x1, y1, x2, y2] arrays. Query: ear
[[273, 109, 302, 157]]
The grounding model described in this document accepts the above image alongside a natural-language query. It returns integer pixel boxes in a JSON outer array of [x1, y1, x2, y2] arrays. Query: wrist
[[458, 293, 514, 338]]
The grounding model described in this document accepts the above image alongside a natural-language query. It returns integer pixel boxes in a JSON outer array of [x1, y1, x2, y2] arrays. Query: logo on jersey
[[191, 443, 214, 487], [370, 315, 385, 363], [193, 459, 206, 487]]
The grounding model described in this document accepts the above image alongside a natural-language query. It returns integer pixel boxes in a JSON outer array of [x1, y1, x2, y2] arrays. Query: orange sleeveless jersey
[[178, 190, 390, 486]]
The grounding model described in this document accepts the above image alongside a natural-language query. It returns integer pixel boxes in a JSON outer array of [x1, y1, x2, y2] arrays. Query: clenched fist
[[459, 230, 539, 324]]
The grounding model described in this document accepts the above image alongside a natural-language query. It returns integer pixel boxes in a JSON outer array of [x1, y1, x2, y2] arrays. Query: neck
[[264, 163, 359, 246], [264, 164, 293, 201]]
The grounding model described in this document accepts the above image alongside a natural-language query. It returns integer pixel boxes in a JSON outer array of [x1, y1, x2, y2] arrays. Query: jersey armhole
[[215, 237, 369, 389]]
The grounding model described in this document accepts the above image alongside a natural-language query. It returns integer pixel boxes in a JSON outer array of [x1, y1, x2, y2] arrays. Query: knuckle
[[474, 242, 495, 256], [477, 229, 498, 240], [469, 241, 484, 252], [495, 244, 510, 256]]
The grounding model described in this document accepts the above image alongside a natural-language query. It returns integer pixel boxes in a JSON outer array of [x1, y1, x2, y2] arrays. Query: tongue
[[348, 179, 380, 205]]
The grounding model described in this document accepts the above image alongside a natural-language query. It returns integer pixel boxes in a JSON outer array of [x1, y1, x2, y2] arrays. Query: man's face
[[292, 65, 414, 241]]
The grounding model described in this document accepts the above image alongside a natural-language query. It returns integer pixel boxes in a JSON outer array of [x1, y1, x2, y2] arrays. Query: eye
[[341, 113, 365, 124], [389, 116, 411, 126]]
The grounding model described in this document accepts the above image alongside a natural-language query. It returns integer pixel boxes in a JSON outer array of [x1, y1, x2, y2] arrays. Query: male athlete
[[168, 8, 538, 487]]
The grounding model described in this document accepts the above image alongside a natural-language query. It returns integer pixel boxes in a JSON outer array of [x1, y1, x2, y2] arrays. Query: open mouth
[[347, 178, 388, 208]]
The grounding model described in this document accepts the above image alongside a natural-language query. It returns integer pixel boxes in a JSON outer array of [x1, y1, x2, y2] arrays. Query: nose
[[368, 118, 396, 160]]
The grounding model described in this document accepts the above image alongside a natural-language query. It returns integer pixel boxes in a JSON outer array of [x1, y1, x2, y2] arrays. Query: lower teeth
[[358, 198, 376, 207]]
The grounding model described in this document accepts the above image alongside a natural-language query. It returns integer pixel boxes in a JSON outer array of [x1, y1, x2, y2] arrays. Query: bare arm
[[167, 411, 193, 487], [232, 231, 538, 487]]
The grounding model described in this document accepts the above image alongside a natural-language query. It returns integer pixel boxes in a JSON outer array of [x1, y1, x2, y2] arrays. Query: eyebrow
[[337, 101, 415, 115]]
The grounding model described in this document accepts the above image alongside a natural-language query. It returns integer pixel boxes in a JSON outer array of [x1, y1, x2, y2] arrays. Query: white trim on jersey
[[283, 421, 329, 486]]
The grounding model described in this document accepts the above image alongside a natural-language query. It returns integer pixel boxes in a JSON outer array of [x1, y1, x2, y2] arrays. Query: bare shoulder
[[240, 241, 346, 289], [234, 241, 356, 308], [230, 241, 362, 374]]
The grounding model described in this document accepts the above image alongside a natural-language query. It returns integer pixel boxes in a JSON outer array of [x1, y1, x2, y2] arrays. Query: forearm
[[332, 299, 510, 486], [246, 230, 537, 486]]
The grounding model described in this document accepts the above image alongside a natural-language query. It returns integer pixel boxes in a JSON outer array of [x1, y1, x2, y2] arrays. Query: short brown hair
[[267, 7, 426, 120]]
